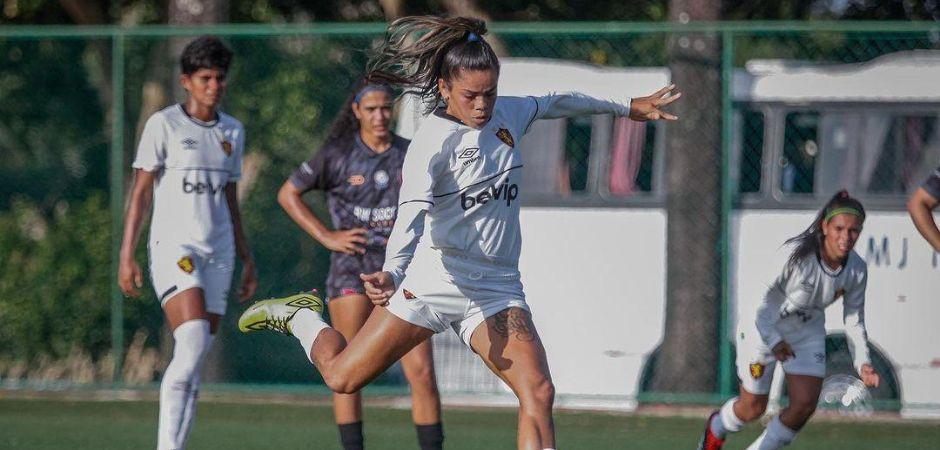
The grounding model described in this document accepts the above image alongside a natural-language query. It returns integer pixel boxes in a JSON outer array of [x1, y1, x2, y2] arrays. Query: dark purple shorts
[[326, 249, 385, 300]]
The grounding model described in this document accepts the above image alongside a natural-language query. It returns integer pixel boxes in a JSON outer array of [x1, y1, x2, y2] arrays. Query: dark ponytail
[[784, 189, 866, 268], [366, 15, 500, 114]]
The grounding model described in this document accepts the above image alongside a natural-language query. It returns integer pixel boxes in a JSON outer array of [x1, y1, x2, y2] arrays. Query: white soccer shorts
[[736, 329, 826, 395], [385, 251, 529, 347], [148, 242, 234, 315]]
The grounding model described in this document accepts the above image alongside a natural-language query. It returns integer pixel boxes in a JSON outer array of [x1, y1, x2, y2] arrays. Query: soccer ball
[[818, 374, 873, 417]]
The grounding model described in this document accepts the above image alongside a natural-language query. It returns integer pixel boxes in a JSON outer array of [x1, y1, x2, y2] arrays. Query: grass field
[[3, 397, 939, 449]]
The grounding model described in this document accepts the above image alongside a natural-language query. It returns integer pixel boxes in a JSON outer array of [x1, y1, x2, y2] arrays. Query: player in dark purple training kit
[[276, 80, 443, 450]]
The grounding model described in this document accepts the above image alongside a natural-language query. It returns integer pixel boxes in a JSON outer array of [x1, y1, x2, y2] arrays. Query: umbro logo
[[458, 147, 480, 167], [458, 148, 479, 159], [181, 138, 198, 150]]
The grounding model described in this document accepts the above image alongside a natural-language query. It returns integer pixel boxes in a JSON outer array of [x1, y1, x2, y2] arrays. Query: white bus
[[398, 52, 940, 417]]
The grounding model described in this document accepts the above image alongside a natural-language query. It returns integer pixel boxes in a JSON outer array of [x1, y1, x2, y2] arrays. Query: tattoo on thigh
[[491, 309, 535, 342]]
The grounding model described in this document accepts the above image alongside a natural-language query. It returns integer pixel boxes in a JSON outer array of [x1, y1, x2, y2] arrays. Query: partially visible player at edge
[[277, 79, 443, 450], [907, 165, 940, 252], [118, 36, 257, 450], [238, 16, 678, 450], [697, 190, 880, 450]]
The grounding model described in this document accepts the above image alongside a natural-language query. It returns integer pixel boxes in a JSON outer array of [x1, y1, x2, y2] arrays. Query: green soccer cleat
[[238, 292, 325, 335]]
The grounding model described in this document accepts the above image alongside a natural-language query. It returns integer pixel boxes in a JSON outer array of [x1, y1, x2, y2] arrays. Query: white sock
[[712, 396, 745, 438], [176, 334, 214, 446], [746, 415, 797, 450], [290, 308, 330, 364], [158, 319, 211, 450]]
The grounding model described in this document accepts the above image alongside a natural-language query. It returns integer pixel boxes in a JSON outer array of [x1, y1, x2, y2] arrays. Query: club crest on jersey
[[749, 363, 765, 379], [220, 140, 233, 156], [177, 256, 195, 274], [496, 128, 514, 147], [181, 138, 198, 150], [374, 170, 390, 189], [347, 175, 366, 186]]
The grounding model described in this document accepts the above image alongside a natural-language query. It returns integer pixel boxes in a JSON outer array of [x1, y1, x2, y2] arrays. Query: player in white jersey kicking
[[697, 190, 880, 450], [118, 36, 257, 450], [238, 16, 678, 450]]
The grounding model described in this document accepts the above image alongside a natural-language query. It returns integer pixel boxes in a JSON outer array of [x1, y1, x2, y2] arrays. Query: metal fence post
[[718, 28, 735, 399], [110, 31, 126, 384]]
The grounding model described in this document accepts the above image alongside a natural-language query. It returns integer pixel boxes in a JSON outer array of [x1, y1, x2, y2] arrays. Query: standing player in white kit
[[697, 190, 880, 450], [118, 36, 257, 450], [239, 16, 678, 450]]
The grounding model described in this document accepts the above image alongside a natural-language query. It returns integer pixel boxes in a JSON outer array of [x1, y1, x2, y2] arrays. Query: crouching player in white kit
[[697, 190, 880, 450], [118, 36, 257, 450], [238, 15, 679, 450]]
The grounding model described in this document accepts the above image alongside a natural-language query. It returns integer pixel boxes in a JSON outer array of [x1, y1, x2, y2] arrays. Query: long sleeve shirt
[[383, 93, 633, 287]]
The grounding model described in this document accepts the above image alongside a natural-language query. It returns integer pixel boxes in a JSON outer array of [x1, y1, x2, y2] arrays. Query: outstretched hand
[[629, 84, 681, 122], [360, 271, 396, 306]]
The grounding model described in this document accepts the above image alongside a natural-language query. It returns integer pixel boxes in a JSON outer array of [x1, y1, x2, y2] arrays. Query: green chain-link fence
[[1, 22, 938, 411]]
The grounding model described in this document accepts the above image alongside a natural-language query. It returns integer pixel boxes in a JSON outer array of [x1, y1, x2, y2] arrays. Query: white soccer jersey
[[133, 104, 244, 254], [383, 93, 631, 286], [755, 250, 871, 372]]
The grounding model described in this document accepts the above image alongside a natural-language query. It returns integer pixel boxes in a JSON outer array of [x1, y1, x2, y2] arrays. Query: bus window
[[816, 113, 940, 196], [565, 116, 593, 192], [866, 115, 939, 195], [608, 119, 657, 195], [520, 118, 568, 195], [781, 112, 819, 194], [738, 108, 764, 194], [635, 122, 657, 192]]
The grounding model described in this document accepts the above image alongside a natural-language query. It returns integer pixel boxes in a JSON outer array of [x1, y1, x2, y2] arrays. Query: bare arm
[[118, 169, 155, 297], [908, 187, 940, 252], [276, 180, 366, 255], [225, 183, 257, 302]]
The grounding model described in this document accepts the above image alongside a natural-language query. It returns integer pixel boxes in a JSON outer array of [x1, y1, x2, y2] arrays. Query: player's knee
[[406, 364, 437, 391], [737, 396, 768, 421], [323, 373, 350, 394], [322, 370, 364, 395], [168, 319, 211, 379], [788, 398, 817, 420], [519, 377, 555, 412]]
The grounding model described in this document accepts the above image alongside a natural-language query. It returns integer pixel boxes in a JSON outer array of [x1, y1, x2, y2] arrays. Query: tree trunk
[[58, 0, 112, 119], [441, 0, 509, 56], [648, 0, 723, 393], [168, 0, 229, 101], [378, 0, 405, 21]]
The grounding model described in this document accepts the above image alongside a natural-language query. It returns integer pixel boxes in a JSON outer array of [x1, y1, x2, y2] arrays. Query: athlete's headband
[[824, 207, 863, 223], [353, 84, 394, 104]]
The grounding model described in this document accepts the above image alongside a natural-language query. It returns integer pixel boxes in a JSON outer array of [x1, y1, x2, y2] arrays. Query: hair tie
[[353, 84, 394, 104], [467, 32, 481, 42], [824, 207, 863, 223]]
